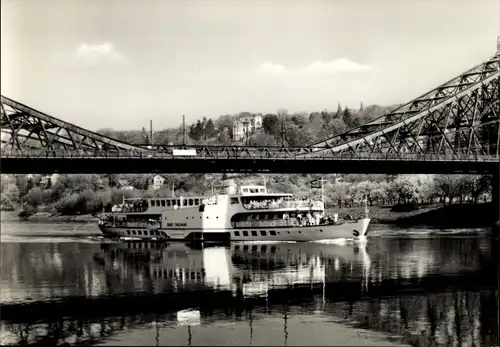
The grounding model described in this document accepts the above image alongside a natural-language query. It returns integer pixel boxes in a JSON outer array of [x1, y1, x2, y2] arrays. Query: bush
[[19, 204, 37, 219], [391, 202, 419, 212]]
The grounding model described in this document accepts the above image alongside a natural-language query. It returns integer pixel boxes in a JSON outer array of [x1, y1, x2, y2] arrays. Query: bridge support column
[[492, 170, 499, 238]]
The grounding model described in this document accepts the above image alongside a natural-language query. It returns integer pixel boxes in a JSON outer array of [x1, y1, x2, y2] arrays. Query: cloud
[[51, 43, 131, 66], [75, 43, 131, 65], [257, 58, 372, 75], [306, 58, 372, 73], [258, 62, 287, 74]]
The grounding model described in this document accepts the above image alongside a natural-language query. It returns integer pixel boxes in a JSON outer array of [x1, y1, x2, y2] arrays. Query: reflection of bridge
[[0, 239, 497, 346], [1, 50, 499, 174]]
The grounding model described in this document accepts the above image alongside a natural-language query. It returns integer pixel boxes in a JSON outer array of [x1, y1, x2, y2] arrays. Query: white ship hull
[[99, 218, 370, 242]]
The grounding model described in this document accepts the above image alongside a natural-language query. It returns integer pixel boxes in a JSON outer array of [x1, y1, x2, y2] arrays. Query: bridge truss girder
[[0, 96, 148, 153], [306, 52, 500, 159]]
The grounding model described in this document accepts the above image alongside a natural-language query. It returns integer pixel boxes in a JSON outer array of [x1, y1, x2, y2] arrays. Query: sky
[[1, 0, 499, 131]]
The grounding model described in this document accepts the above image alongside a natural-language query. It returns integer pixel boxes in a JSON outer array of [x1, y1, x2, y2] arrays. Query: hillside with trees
[[0, 103, 496, 228]]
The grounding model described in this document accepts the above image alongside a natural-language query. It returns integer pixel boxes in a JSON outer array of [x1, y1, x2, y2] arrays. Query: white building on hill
[[151, 175, 165, 190], [232, 113, 263, 141]]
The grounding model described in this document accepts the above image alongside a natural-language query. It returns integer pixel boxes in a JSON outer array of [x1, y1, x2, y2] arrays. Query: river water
[[0, 219, 498, 346]]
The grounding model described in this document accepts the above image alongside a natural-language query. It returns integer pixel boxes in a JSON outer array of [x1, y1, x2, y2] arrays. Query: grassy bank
[[1, 211, 98, 223], [329, 203, 497, 229]]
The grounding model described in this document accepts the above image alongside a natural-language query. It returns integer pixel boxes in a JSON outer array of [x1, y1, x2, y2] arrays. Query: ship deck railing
[[233, 219, 338, 228], [242, 201, 323, 210]]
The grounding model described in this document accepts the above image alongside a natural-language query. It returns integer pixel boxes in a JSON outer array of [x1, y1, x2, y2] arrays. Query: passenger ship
[[98, 184, 370, 242]]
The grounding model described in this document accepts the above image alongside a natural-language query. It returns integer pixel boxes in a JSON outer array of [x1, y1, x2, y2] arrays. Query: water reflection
[[0, 237, 497, 346]]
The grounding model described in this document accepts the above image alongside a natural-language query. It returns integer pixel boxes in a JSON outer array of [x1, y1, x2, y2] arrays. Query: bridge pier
[[492, 170, 499, 238]]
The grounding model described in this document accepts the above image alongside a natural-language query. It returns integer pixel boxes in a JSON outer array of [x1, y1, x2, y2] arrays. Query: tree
[[1, 175, 20, 210], [215, 114, 235, 139], [205, 119, 215, 139], [141, 127, 149, 144], [290, 113, 308, 128], [433, 175, 462, 205], [329, 119, 347, 135], [26, 187, 44, 207], [106, 174, 119, 188], [335, 103, 342, 118], [249, 133, 278, 147], [262, 114, 280, 137], [388, 178, 418, 203], [342, 107, 354, 129], [321, 109, 334, 125], [189, 120, 203, 141]]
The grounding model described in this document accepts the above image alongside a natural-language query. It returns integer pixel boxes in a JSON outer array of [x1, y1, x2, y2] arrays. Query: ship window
[[195, 199, 200, 205], [167, 200, 171, 207], [234, 231, 240, 236], [235, 245, 240, 250], [230, 197, 239, 204], [261, 245, 267, 252], [132, 230, 137, 235], [150, 200, 155, 207], [243, 189, 249, 193], [127, 230, 131, 235], [271, 246, 276, 253], [176, 199, 181, 206], [260, 230, 267, 236], [251, 230, 257, 236], [251, 245, 257, 252], [243, 245, 249, 251], [156, 200, 160, 206], [189, 199, 193, 206], [161, 200, 166, 207], [269, 230, 277, 236], [250, 188, 258, 193], [260, 188, 265, 192], [243, 231, 248, 237]]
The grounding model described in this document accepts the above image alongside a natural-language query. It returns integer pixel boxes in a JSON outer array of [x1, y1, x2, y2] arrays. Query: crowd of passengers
[[246, 197, 319, 210], [235, 212, 352, 228], [111, 202, 148, 213], [282, 212, 342, 226]]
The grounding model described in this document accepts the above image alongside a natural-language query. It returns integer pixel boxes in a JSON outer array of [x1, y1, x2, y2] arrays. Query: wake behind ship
[[98, 183, 370, 242]]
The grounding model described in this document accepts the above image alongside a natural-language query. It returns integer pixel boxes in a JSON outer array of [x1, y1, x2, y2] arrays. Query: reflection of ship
[[94, 241, 371, 298], [98, 183, 370, 242], [96, 242, 233, 292], [3, 239, 497, 347]]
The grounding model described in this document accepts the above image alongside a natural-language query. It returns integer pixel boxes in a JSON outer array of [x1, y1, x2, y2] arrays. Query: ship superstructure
[[98, 184, 370, 242]]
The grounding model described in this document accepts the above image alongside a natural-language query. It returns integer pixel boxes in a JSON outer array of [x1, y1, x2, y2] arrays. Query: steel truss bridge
[[1, 51, 499, 175]]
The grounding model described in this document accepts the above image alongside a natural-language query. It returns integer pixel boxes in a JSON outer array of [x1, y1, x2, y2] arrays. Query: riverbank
[[330, 203, 497, 229], [2, 202, 496, 229], [0, 211, 99, 223]]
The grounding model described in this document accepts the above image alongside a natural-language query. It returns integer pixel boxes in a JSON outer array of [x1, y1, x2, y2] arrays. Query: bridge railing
[[1, 148, 499, 162]]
